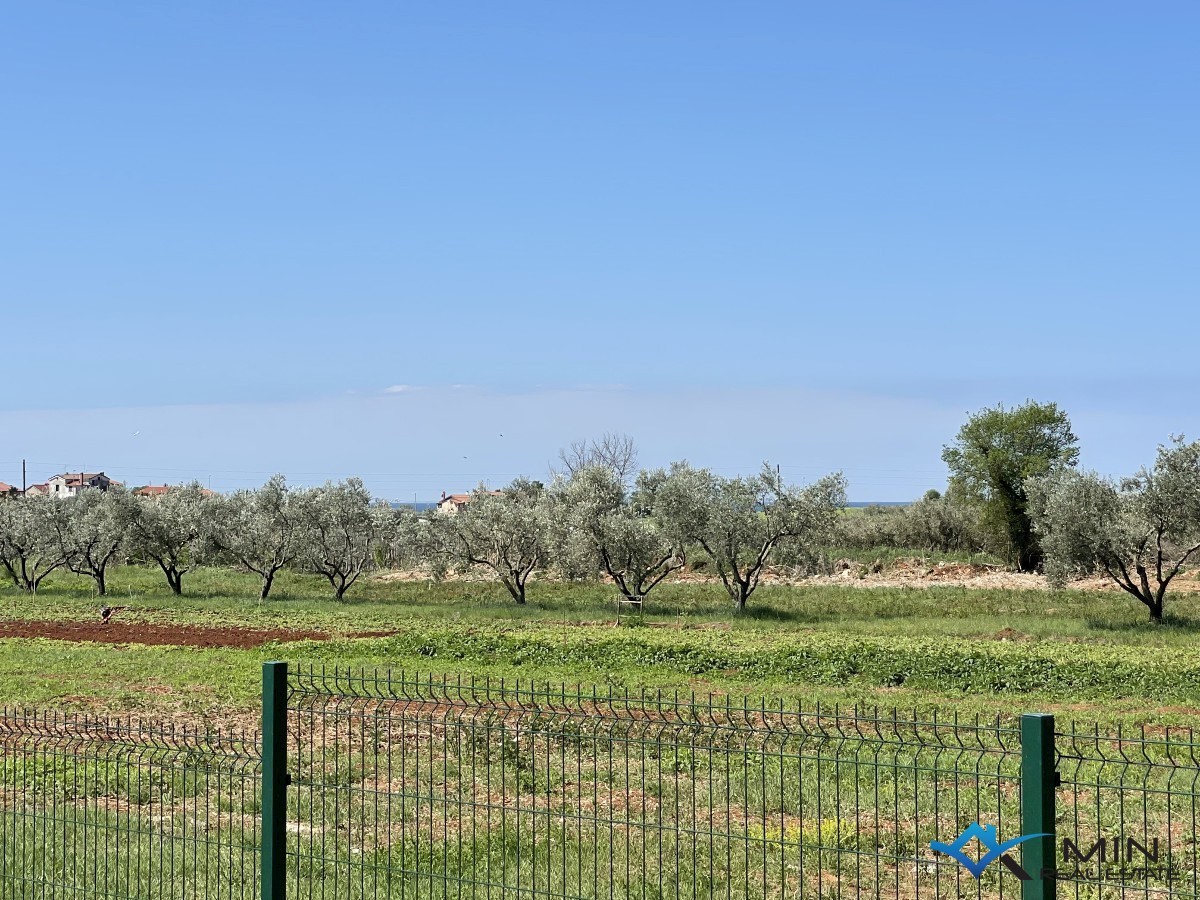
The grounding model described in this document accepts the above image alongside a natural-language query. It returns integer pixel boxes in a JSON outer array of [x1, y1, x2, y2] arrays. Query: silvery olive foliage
[[4, 429, 1195, 617], [62, 487, 137, 596], [293, 478, 390, 601], [208, 475, 300, 601], [376, 504, 419, 570], [126, 482, 213, 595], [426, 479, 550, 605], [832, 495, 984, 557], [549, 465, 685, 604], [0, 493, 73, 593], [653, 462, 847, 611], [1029, 437, 1200, 624]]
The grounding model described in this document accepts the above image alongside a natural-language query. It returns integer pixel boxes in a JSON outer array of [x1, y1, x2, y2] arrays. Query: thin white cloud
[[383, 384, 419, 393]]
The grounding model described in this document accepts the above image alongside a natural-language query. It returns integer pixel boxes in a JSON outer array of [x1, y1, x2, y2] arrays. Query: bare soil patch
[[0, 620, 392, 649], [375, 559, 1200, 594], [804, 557, 1043, 590]]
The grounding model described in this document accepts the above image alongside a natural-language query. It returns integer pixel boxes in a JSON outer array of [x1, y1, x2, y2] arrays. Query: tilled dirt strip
[[0, 620, 394, 648]]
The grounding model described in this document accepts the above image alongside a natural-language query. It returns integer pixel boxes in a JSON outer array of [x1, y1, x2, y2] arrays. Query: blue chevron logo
[[930, 822, 1052, 879]]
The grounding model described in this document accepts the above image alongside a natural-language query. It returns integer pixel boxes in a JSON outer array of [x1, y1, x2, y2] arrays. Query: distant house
[[0, 482, 20, 498], [436, 490, 502, 515], [133, 484, 172, 499], [133, 484, 217, 500], [24, 483, 49, 497], [45, 472, 117, 497]]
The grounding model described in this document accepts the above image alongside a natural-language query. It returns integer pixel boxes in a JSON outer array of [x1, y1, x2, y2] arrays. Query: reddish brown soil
[[0, 620, 393, 649]]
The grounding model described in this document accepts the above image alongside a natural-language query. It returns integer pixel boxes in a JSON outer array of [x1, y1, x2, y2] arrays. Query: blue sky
[[2, 3, 1196, 499]]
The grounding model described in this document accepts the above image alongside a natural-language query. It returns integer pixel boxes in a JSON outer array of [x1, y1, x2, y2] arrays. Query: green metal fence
[[284, 667, 1025, 899], [0, 710, 261, 899], [1056, 724, 1200, 898], [1, 663, 1199, 899]]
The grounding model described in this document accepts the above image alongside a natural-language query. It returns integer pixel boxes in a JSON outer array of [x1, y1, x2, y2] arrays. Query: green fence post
[[262, 661, 288, 900], [1021, 713, 1057, 900]]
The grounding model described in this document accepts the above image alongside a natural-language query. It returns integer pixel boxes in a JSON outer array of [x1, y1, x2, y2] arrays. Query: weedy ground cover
[[2, 567, 1199, 897], [0, 565, 1198, 729]]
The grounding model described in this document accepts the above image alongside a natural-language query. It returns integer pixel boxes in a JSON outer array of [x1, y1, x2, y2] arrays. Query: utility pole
[[21, 459, 26, 494]]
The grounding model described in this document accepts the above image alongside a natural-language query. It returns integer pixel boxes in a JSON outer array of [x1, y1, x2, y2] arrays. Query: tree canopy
[[1029, 437, 1200, 623], [942, 400, 1079, 572], [550, 464, 686, 605], [427, 479, 551, 605], [654, 462, 846, 611]]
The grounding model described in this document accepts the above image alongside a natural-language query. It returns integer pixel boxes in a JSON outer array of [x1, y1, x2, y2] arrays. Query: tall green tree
[[63, 488, 137, 596], [942, 400, 1079, 572], [0, 494, 72, 593]]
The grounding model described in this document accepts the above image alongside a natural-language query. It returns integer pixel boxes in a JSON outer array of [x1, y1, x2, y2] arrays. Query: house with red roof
[[133, 484, 217, 500], [133, 484, 172, 499], [436, 490, 502, 515], [45, 472, 118, 497]]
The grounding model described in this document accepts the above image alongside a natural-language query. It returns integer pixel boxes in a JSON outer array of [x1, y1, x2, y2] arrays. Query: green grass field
[[3, 565, 1199, 898], [2, 564, 1199, 728]]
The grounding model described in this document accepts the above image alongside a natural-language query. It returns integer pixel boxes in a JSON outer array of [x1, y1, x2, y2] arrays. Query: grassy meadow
[[4, 564, 1200, 898], [1, 563, 1199, 728]]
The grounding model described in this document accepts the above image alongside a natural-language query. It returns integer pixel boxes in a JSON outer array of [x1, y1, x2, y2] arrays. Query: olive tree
[[655, 462, 846, 612], [427, 479, 550, 604], [550, 465, 685, 604], [127, 483, 212, 595], [63, 488, 136, 595], [942, 401, 1079, 571], [0, 494, 73, 592], [898, 493, 984, 554], [294, 478, 385, 601], [1029, 437, 1200, 624], [381, 505, 423, 570], [209, 475, 300, 600]]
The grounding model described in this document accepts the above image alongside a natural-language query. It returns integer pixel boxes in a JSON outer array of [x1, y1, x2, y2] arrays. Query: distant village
[[0, 472, 489, 512], [0, 471, 212, 500]]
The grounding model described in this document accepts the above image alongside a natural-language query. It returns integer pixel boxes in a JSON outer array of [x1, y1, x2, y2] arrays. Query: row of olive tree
[[4, 432, 1196, 621], [0, 463, 846, 611], [0, 477, 403, 600], [424, 462, 846, 611]]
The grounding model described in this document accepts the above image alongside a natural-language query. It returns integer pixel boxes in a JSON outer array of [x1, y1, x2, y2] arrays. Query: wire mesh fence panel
[[286, 668, 1024, 900], [0, 711, 261, 900], [7, 666, 1200, 899], [1056, 723, 1200, 899]]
